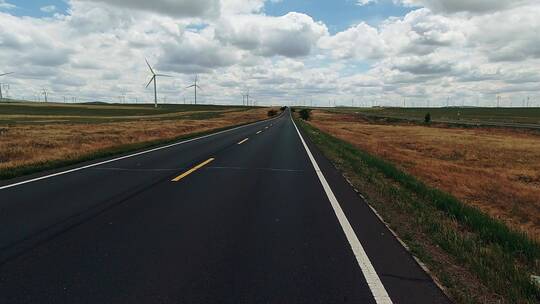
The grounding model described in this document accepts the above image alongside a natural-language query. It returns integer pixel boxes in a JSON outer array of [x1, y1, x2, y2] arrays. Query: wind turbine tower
[[186, 75, 201, 104], [42, 89, 48, 103], [245, 89, 250, 106], [145, 58, 172, 108], [0, 72, 13, 100]]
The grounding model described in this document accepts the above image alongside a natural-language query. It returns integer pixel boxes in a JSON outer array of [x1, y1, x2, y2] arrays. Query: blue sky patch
[[2, 0, 69, 17], [264, 0, 413, 33]]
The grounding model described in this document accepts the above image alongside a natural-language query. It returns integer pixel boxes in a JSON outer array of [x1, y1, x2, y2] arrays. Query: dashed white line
[[237, 138, 249, 145]]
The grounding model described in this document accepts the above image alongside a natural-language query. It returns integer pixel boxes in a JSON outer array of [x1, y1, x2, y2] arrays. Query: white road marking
[[0, 114, 283, 191], [291, 117, 393, 304], [237, 138, 249, 145], [256, 130, 262, 134]]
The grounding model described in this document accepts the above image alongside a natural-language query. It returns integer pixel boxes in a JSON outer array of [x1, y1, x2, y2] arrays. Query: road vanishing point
[[0, 109, 449, 303]]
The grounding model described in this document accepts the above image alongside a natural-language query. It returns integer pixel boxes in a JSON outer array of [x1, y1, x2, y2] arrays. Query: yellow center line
[[237, 138, 249, 145], [256, 130, 262, 134], [171, 158, 215, 182]]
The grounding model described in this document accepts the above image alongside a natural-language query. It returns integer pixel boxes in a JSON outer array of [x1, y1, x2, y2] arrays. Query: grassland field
[[0, 101, 254, 124], [331, 106, 540, 127]]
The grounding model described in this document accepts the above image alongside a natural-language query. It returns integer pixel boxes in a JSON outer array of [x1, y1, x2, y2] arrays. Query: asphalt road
[[0, 109, 450, 303]]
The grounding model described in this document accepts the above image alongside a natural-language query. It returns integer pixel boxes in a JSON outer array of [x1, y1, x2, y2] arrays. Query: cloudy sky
[[0, 0, 539, 107]]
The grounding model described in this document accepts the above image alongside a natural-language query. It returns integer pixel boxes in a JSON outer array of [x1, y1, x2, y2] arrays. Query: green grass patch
[[0, 102, 254, 125], [296, 118, 540, 303], [0, 101, 250, 117], [333, 107, 540, 126]]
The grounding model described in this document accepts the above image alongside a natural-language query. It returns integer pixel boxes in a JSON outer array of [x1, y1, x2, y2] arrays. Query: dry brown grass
[[309, 110, 540, 239], [0, 108, 269, 173]]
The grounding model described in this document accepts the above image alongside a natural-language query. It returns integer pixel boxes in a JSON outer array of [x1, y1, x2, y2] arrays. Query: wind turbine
[[0, 72, 13, 100], [145, 58, 171, 108], [186, 75, 201, 105], [42, 88, 48, 103], [244, 89, 250, 106]]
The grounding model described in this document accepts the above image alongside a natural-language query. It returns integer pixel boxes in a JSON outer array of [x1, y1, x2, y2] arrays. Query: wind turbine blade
[[0, 72, 14, 77], [186, 84, 195, 88], [145, 58, 155, 75], [196, 85, 202, 90], [145, 76, 155, 88], [156, 74, 172, 77]]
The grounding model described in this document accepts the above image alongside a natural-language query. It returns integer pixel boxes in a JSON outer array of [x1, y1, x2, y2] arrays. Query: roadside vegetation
[[299, 108, 311, 120], [267, 109, 278, 117], [333, 106, 540, 127], [295, 111, 540, 303], [0, 102, 271, 180], [310, 110, 540, 239]]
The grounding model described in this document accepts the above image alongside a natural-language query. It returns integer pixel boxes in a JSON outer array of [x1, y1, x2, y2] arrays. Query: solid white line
[[256, 130, 262, 134], [0, 114, 283, 191], [291, 117, 393, 304]]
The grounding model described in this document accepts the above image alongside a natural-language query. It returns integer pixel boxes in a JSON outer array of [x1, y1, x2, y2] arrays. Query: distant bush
[[299, 109, 311, 121], [291, 108, 296, 112], [280, 106, 287, 112], [424, 112, 431, 124], [267, 109, 278, 117]]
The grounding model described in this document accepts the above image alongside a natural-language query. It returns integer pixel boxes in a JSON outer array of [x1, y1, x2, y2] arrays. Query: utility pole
[[0, 83, 3, 100]]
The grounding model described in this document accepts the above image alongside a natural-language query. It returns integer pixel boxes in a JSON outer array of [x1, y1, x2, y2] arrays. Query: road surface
[[0, 110, 449, 303]]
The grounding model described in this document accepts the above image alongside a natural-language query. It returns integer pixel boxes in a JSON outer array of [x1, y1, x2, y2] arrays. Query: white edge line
[[343, 176, 450, 298], [291, 116, 393, 304], [0, 113, 283, 191]]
